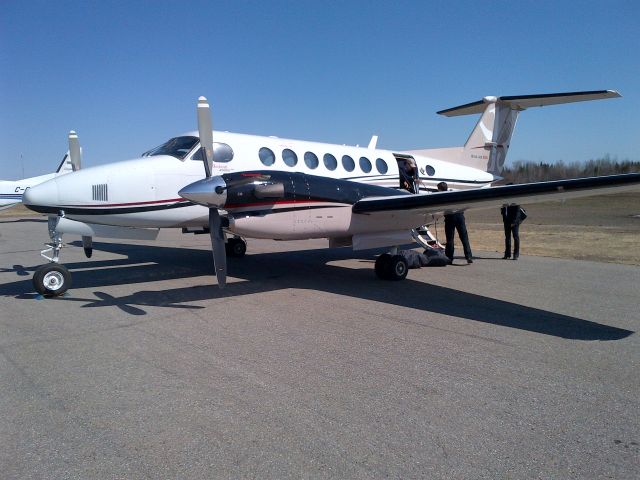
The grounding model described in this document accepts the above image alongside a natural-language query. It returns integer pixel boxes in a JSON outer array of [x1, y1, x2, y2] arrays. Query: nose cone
[[179, 177, 227, 208], [22, 178, 60, 213]]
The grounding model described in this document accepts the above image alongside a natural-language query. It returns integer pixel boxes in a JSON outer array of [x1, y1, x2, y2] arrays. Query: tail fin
[[407, 90, 621, 176], [456, 98, 519, 176]]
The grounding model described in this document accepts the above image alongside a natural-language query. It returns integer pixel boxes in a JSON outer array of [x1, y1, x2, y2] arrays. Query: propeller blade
[[68, 130, 82, 171], [208, 209, 227, 288], [197, 96, 214, 178]]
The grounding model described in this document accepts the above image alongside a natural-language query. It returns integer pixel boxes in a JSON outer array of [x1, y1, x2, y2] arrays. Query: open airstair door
[[394, 153, 420, 194]]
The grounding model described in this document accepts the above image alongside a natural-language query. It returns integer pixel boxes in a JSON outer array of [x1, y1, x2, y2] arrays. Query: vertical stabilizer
[[461, 99, 519, 175]]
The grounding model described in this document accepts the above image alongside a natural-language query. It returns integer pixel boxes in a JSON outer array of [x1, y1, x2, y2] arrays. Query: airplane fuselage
[[23, 131, 494, 238]]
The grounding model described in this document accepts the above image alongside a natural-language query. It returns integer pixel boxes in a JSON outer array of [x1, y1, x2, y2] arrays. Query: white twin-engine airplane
[[0, 132, 81, 210], [22, 90, 640, 296]]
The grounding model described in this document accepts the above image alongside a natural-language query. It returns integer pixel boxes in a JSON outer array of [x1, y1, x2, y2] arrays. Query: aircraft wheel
[[84, 247, 93, 258], [226, 237, 247, 258], [375, 253, 392, 280], [387, 255, 408, 281], [33, 264, 72, 297]]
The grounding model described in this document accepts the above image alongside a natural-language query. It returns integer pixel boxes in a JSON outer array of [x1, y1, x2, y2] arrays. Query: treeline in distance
[[501, 156, 640, 184]]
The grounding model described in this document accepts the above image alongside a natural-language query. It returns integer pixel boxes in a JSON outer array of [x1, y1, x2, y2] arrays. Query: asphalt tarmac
[[1, 217, 639, 479]]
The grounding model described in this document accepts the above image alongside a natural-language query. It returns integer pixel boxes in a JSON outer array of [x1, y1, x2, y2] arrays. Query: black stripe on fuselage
[[345, 174, 489, 185], [25, 200, 195, 216]]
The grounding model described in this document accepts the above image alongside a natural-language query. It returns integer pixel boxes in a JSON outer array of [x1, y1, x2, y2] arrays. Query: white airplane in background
[[22, 90, 640, 296], [0, 132, 81, 210]]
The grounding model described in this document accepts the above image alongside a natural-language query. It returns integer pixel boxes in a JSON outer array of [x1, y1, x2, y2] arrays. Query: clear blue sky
[[1, 0, 638, 179]]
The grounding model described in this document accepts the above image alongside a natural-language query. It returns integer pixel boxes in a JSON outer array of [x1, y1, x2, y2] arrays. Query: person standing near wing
[[501, 204, 526, 260], [437, 182, 473, 264]]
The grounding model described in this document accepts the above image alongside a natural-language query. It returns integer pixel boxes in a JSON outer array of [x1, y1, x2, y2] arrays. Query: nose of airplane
[[22, 178, 60, 212]]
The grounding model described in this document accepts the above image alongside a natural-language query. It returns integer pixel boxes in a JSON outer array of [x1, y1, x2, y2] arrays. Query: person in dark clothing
[[501, 204, 525, 260], [437, 182, 473, 264], [399, 159, 419, 194]]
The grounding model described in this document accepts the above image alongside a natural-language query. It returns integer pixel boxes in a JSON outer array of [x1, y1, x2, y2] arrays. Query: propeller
[[197, 96, 214, 178], [68, 130, 82, 171], [196, 96, 226, 288], [208, 209, 227, 288]]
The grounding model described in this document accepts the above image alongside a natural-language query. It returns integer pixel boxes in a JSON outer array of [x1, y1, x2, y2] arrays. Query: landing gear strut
[[33, 215, 71, 297]]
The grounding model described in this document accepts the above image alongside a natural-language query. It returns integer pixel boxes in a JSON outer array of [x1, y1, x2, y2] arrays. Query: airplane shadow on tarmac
[[0, 240, 633, 341]]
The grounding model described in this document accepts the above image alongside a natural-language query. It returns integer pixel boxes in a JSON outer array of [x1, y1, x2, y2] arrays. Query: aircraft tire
[[226, 238, 247, 258], [33, 264, 71, 297], [375, 253, 392, 280], [387, 255, 408, 281]]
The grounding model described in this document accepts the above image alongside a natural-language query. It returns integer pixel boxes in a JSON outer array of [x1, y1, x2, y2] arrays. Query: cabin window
[[191, 142, 234, 163], [342, 155, 355, 172], [323, 153, 337, 171], [425, 165, 436, 176], [376, 158, 388, 174], [359, 156, 372, 173], [304, 151, 319, 169], [282, 148, 298, 167], [259, 147, 275, 166]]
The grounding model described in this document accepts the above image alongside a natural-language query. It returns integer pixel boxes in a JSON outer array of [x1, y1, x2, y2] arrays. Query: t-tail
[[406, 90, 621, 177]]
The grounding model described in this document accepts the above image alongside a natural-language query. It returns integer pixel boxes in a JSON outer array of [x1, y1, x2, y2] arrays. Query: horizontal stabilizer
[[437, 90, 621, 117]]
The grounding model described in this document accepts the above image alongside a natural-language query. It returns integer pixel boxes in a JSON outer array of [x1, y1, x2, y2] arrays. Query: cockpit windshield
[[142, 136, 199, 160]]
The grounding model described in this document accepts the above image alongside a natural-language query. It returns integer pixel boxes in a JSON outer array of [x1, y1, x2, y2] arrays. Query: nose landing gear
[[33, 215, 71, 297], [33, 263, 72, 296]]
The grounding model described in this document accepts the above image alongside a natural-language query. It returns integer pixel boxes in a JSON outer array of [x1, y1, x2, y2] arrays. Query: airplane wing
[[352, 173, 640, 228]]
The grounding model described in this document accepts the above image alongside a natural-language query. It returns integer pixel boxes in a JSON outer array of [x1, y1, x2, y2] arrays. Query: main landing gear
[[225, 236, 247, 258], [374, 247, 408, 281], [32, 215, 72, 297]]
